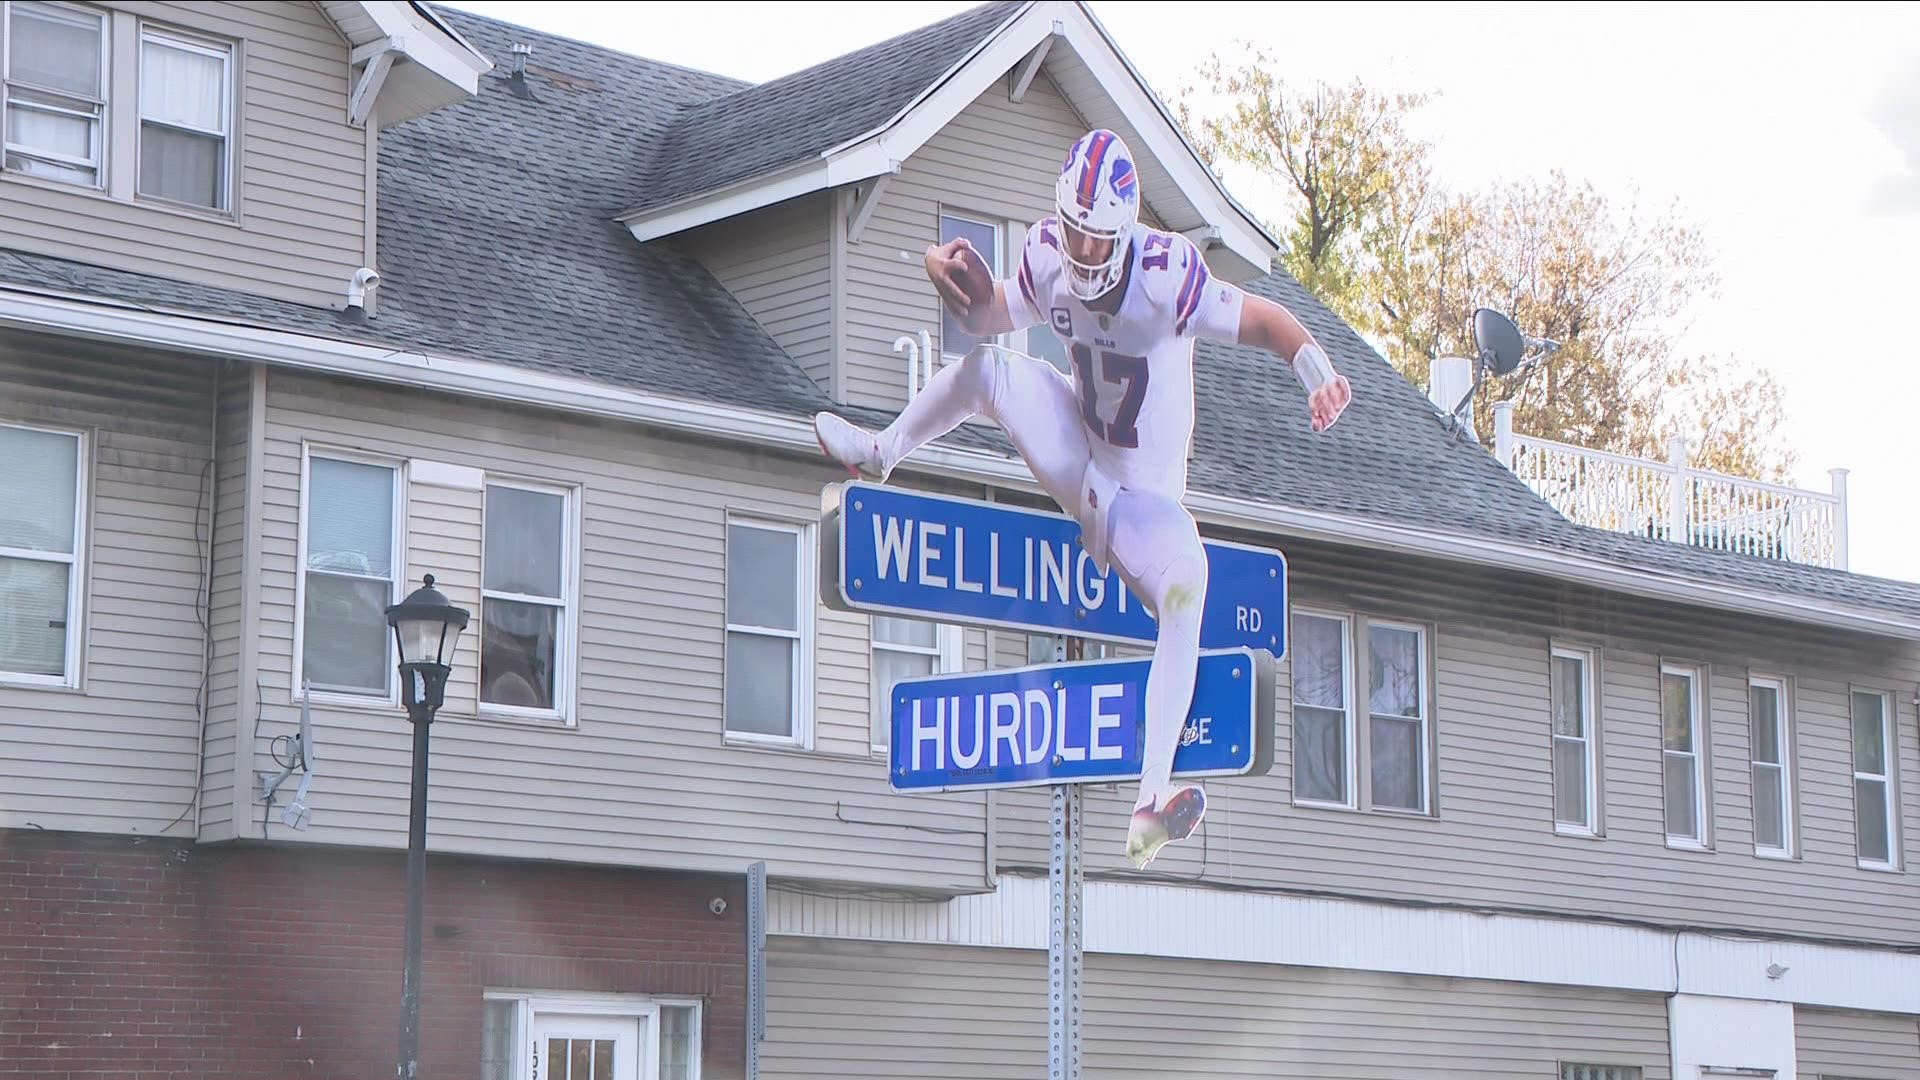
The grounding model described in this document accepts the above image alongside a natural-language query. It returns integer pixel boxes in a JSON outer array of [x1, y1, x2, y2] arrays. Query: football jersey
[[1002, 218, 1245, 497]]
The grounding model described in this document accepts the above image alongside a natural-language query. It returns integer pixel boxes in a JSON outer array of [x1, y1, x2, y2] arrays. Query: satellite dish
[[1472, 308, 1527, 376]]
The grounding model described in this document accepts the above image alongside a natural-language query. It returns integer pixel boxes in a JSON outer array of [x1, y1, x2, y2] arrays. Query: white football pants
[[875, 345, 1207, 813]]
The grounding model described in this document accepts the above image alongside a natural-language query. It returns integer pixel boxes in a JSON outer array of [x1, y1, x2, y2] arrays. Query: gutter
[[2, 283, 1916, 643]]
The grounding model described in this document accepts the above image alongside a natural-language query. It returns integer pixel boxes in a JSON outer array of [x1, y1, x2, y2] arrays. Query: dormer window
[[1, 1, 107, 189], [137, 25, 231, 211]]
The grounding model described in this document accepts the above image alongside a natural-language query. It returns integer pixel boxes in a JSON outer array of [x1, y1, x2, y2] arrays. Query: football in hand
[[951, 241, 995, 311]]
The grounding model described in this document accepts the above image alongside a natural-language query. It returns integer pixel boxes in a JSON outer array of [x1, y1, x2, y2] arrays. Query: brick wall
[[0, 829, 748, 1079]]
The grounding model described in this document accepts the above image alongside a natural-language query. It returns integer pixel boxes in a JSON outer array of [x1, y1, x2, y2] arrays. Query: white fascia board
[[620, 159, 834, 243], [2, 284, 1915, 643], [355, 1, 489, 92]]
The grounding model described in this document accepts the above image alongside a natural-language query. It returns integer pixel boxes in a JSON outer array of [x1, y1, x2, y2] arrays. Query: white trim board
[[766, 874, 1920, 1016], [2, 283, 1918, 644], [615, 0, 1278, 279]]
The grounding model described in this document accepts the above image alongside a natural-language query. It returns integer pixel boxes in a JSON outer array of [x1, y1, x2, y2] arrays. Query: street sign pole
[[1052, 634, 1085, 1080]]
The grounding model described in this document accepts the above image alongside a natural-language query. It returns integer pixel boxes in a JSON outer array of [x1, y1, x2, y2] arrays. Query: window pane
[[0, 426, 77, 552], [940, 215, 998, 357], [139, 122, 223, 208], [480, 1001, 515, 1080], [302, 572, 391, 692], [874, 615, 937, 650], [140, 37, 225, 131], [1661, 673, 1693, 752], [659, 1005, 695, 1080], [1367, 625, 1419, 719], [1750, 685, 1780, 765], [1369, 714, 1421, 810], [1853, 692, 1886, 775], [1028, 634, 1061, 664], [481, 598, 557, 710], [873, 647, 936, 746], [11, 5, 101, 97], [1292, 616, 1344, 709], [308, 458, 394, 576], [1551, 655, 1585, 737], [1026, 320, 1070, 373], [1856, 778, 1890, 863], [726, 631, 793, 737], [1295, 704, 1346, 804], [726, 525, 796, 630], [1664, 753, 1698, 839], [1554, 737, 1589, 827], [485, 486, 565, 598], [1753, 763, 1784, 850], [6, 97, 95, 162], [0, 556, 67, 676]]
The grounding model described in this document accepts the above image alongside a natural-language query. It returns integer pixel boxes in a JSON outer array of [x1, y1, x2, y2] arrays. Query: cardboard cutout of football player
[[815, 128, 1352, 868]]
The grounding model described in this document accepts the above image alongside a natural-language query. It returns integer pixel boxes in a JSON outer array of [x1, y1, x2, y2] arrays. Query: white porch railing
[[1491, 402, 1850, 570]]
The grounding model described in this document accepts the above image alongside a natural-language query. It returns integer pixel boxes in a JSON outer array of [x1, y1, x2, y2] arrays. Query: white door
[[531, 1013, 644, 1080]]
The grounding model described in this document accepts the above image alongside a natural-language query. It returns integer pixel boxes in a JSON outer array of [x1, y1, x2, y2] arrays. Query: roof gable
[[616, 1, 1281, 282]]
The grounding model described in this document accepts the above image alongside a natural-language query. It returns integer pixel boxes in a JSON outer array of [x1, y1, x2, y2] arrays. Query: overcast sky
[[442, 1, 1920, 584]]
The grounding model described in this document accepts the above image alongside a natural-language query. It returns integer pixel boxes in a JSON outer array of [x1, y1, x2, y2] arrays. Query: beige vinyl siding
[[250, 368, 992, 888], [0, 2, 367, 309], [405, 472, 482, 718], [678, 192, 834, 395], [1796, 1005, 1920, 1078], [0, 331, 212, 836], [990, 536, 1920, 947], [759, 937, 1671, 1079], [198, 359, 253, 840], [839, 73, 1091, 413]]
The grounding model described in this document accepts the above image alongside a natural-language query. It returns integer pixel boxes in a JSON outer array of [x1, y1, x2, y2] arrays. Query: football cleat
[[1124, 784, 1207, 869], [813, 412, 889, 482]]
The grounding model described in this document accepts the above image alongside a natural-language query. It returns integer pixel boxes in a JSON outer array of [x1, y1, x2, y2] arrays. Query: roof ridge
[[427, 3, 752, 91]]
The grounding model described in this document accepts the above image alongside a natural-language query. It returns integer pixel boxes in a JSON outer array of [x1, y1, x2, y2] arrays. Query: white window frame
[[0, 419, 87, 689], [1748, 673, 1794, 860], [1660, 661, 1711, 851], [292, 443, 406, 708], [722, 514, 815, 750], [1, 0, 110, 191], [134, 20, 234, 214], [1363, 618, 1432, 816], [1550, 642, 1601, 838], [1851, 686, 1901, 872], [937, 209, 1004, 361], [478, 477, 580, 727], [483, 989, 703, 1080], [871, 617, 962, 754], [1290, 607, 1357, 811]]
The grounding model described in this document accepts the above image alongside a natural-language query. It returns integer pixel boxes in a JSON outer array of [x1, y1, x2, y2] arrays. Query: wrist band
[[1293, 342, 1336, 394]]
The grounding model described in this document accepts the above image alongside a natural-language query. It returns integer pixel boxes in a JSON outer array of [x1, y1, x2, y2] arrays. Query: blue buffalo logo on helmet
[[1053, 128, 1140, 301]]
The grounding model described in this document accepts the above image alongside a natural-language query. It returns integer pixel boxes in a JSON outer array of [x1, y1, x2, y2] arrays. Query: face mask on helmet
[[1054, 130, 1139, 302]]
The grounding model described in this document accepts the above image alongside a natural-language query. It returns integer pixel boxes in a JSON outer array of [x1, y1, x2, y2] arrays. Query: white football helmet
[[1054, 128, 1139, 301]]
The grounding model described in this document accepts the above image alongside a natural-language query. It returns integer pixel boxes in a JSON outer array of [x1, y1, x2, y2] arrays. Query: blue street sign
[[820, 481, 1288, 655], [887, 647, 1275, 793]]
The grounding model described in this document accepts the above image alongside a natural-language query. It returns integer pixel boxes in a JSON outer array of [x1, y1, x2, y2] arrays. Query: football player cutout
[[815, 128, 1352, 868]]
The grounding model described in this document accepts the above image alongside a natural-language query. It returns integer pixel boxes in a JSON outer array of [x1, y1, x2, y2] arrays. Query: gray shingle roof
[[633, 2, 1027, 211], [3, 1, 1918, 627]]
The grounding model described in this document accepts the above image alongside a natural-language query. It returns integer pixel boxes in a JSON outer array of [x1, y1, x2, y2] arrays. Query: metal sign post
[[1048, 780, 1083, 1080]]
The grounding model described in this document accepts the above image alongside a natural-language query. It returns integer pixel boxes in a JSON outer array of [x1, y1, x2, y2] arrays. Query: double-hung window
[[1367, 620, 1430, 813], [0, 421, 84, 686], [724, 517, 812, 747], [137, 24, 231, 211], [299, 451, 401, 699], [1551, 644, 1599, 835], [872, 616, 960, 751], [481, 481, 573, 721], [2, 1, 107, 188], [1749, 675, 1793, 858], [1661, 663, 1709, 848], [939, 212, 1001, 361], [1851, 688, 1900, 870], [1291, 610, 1355, 808]]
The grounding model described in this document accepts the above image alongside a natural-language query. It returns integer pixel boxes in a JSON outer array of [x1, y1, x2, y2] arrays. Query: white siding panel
[[678, 192, 833, 395], [199, 362, 252, 840], [0, 2, 368, 309], [0, 332, 212, 837], [1796, 1006, 1920, 1078]]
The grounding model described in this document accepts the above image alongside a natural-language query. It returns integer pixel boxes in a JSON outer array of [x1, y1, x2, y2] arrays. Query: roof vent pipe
[[507, 43, 536, 100], [347, 267, 381, 310]]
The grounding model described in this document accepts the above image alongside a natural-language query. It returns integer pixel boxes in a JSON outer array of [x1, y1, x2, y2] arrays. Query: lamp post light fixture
[[385, 574, 469, 1080]]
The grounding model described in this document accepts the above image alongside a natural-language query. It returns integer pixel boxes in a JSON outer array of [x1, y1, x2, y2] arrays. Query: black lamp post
[[385, 574, 469, 1080]]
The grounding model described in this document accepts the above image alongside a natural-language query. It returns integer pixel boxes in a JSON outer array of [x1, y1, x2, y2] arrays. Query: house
[[0, 1, 1916, 1078]]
